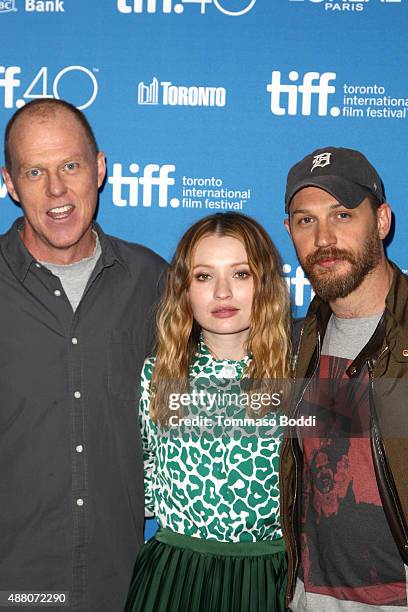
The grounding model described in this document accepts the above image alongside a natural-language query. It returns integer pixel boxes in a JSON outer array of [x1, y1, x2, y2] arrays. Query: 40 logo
[[0, 65, 98, 109]]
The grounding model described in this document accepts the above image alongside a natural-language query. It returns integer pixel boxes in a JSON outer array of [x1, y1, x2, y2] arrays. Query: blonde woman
[[125, 212, 291, 611]]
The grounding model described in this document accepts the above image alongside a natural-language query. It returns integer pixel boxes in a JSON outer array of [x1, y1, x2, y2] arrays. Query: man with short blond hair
[[0, 98, 166, 611]]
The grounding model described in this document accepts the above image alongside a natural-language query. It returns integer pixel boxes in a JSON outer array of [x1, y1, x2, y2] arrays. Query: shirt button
[[76, 445, 84, 453], [76, 498, 84, 507], [221, 364, 236, 378], [72, 337, 78, 345], [402, 349, 408, 358], [74, 391, 81, 399], [54, 289, 61, 297]]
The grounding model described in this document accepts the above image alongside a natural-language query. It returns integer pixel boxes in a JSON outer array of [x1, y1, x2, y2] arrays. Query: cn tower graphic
[[138, 78, 159, 105]]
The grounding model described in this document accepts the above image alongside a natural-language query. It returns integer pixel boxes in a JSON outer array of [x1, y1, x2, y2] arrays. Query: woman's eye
[[234, 270, 250, 279], [195, 273, 211, 281]]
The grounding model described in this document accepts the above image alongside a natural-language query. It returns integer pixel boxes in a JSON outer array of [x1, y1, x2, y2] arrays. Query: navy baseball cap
[[285, 146, 385, 213]]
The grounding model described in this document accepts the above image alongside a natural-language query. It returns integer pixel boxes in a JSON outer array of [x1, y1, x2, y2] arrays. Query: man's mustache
[[305, 247, 356, 268]]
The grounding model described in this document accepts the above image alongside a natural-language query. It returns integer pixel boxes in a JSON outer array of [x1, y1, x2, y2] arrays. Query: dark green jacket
[[280, 263, 408, 606]]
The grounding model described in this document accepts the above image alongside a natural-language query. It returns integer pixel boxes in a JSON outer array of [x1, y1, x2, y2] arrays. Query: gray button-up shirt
[[0, 218, 166, 612]]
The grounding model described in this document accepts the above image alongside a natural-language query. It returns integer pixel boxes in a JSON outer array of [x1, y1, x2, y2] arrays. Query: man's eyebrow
[[291, 202, 344, 215], [19, 155, 87, 170]]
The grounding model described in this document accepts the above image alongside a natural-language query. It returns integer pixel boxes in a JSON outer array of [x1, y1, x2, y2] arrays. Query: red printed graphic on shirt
[[299, 355, 407, 606]]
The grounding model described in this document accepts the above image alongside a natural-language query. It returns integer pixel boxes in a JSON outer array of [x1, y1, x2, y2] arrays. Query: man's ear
[[376, 203, 392, 240], [96, 152, 106, 189], [1, 167, 20, 203], [284, 217, 292, 237]]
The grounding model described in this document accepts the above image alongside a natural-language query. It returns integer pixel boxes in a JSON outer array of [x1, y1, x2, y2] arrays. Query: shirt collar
[[93, 222, 129, 273], [1, 218, 128, 283], [197, 332, 251, 367]]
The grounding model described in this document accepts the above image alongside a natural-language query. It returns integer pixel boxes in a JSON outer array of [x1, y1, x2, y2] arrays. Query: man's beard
[[299, 228, 382, 302]]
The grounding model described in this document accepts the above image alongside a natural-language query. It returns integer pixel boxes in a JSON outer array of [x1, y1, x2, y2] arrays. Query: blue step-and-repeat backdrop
[[1, 0, 407, 536]]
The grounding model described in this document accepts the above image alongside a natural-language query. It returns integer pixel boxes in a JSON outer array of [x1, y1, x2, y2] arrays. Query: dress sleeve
[[139, 358, 156, 517]]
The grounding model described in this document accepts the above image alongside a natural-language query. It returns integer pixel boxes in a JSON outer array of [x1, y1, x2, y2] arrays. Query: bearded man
[[281, 147, 408, 611]]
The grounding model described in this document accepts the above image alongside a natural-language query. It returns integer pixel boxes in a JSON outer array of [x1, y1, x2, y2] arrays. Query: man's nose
[[314, 220, 337, 248], [46, 171, 68, 198]]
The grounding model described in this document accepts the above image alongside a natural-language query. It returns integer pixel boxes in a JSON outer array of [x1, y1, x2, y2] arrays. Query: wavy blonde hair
[[150, 212, 291, 424]]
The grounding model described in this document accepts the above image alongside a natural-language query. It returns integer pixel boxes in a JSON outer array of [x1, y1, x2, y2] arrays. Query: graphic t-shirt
[[290, 314, 408, 612]]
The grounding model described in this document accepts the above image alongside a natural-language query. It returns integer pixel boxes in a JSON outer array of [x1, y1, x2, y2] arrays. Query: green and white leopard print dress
[[140, 337, 283, 543]]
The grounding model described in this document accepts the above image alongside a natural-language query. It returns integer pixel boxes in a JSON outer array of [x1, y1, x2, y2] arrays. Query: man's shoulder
[[103, 232, 167, 272], [396, 265, 408, 285], [0, 218, 20, 246], [387, 261, 408, 313]]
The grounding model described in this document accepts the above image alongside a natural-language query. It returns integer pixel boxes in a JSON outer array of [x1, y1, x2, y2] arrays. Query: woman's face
[[188, 234, 254, 343]]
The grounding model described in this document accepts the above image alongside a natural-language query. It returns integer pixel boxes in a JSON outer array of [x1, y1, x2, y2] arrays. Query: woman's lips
[[211, 307, 239, 319]]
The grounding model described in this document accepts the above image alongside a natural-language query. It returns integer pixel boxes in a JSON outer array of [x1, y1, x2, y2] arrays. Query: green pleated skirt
[[125, 529, 288, 612]]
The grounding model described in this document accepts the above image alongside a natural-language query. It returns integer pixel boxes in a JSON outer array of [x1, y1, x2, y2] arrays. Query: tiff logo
[[138, 78, 159, 104], [117, 0, 257, 16], [0, 66, 98, 110], [108, 163, 179, 207], [283, 264, 314, 307], [118, 0, 174, 12], [0, 66, 20, 108], [266, 70, 339, 116]]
